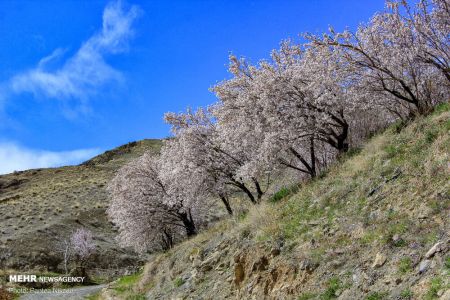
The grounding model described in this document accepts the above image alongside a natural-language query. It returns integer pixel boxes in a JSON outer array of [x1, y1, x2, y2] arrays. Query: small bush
[[398, 257, 412, 274], [114, 272, 142, 294], [424, 277, 443, 300], [432, 102, 450, 115], [444, 256, 450, 270], [365, 292, 387, 300], [390, 119, 408, 133], [269, 185, 299, 203], [400, 289, 413, 299], [320, 277, 342, 300], [425, 128, 439, 144], [344, 147, 362, 158], [173, 277, 184, 287], [384, 144, 398, 158], [298, 293, 316, 300]]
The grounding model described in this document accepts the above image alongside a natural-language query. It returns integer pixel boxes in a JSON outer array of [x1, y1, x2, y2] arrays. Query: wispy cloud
[[3, 1, 140, 112], [0, 142, 100, 175]]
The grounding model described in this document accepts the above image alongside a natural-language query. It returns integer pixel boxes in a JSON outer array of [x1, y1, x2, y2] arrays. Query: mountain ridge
[[0, 139, 162, 274]]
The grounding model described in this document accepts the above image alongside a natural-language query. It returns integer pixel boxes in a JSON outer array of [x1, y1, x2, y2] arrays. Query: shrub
[[173, 277, 184, 287], [298, 293, 316, 300], [320, 277, 342, 300], [365, 292, 387, 300], [269, 187, 291, 203], [400, 289, 413, 299], [424, 277, 443, 300], [398, 257, 413, 274]]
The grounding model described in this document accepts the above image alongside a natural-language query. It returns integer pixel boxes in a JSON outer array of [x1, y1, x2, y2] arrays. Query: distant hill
[[0, 139, 162, 274]]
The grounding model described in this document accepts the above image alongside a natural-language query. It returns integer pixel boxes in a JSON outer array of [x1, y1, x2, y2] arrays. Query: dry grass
[[0, 139, 161, 270]]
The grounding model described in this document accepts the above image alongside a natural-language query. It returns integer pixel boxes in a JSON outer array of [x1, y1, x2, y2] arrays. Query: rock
[[215, 261, 227, 270], [299, 259, 318, 272], [425, 241, 444, 258], [192, 258, 202, 268], [440, 289, 450, 299], [190, 269, 199, 279], [372, 252, 386, 268], [201, 264, 213, 272], [270, 247, 281, 257], [200, 253, 219, 272], [234, 262, 245, 285], [338, 290, 352, 300], [418, 259, 431, 273], [392, 234, 401, 243], [251, 256, 268, 272], [331, 259, 345, 269], [418, 205, 432, 219]]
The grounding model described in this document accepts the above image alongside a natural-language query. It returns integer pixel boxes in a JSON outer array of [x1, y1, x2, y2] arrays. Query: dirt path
[[19, 284, 106, 300]]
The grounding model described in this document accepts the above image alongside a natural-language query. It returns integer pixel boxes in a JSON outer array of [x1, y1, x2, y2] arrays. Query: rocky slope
[[0, 139, 161, 274], [102, 106, 449, 299]]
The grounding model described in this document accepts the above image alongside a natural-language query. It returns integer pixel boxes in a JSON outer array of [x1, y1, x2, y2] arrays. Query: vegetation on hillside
[[104, 103, 449, 299], [107, 0, 449, 256]]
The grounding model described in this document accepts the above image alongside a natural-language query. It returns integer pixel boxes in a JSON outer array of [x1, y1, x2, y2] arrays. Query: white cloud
[[7, 1, 140, 104], [0, 142, 100, 175]]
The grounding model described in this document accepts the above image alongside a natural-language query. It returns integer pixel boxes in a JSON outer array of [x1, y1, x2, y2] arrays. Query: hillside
[[0, 139, 162, 273], [101, 106, 449, 299]]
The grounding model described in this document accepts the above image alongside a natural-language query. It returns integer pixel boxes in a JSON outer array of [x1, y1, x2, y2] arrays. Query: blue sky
[[0, 0, 385, 174]]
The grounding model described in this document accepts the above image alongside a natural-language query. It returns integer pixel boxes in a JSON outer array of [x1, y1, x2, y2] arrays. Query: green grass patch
[[424, 277, 444, 300], [444, 256, 450, 271], [360, 231, 378, 245], [400, 289, 413, 299], [173, 277, 185, 287], [365, 291, 388, 300], [398, 257, 413, 274], [432, 102, 450, 115], [113, 272, 142, 295], [298, 292, 317, 300], [269, 184, 299, 203], [269, 187, 291, 203], [85, 292, 101, 300], [320, 277, 347, 300], [343, 147, 362, 159]]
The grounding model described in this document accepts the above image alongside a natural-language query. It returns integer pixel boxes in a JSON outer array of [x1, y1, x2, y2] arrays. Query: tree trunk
[[239, 183, 257, 204], [336, 121, 349, 154], [161, 229, 174, 250], [289, 146, 316, 178], [178, 210, 197, 237], [252, 178, 264, 202], [220, 195, 233, 215], [229, 179, 257, 204], [309, 136, 317, 178]]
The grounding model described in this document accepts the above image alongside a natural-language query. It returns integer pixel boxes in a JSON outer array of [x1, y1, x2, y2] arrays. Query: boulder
[[425, 241, 444, 258], [372, 253, 386, 268]]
